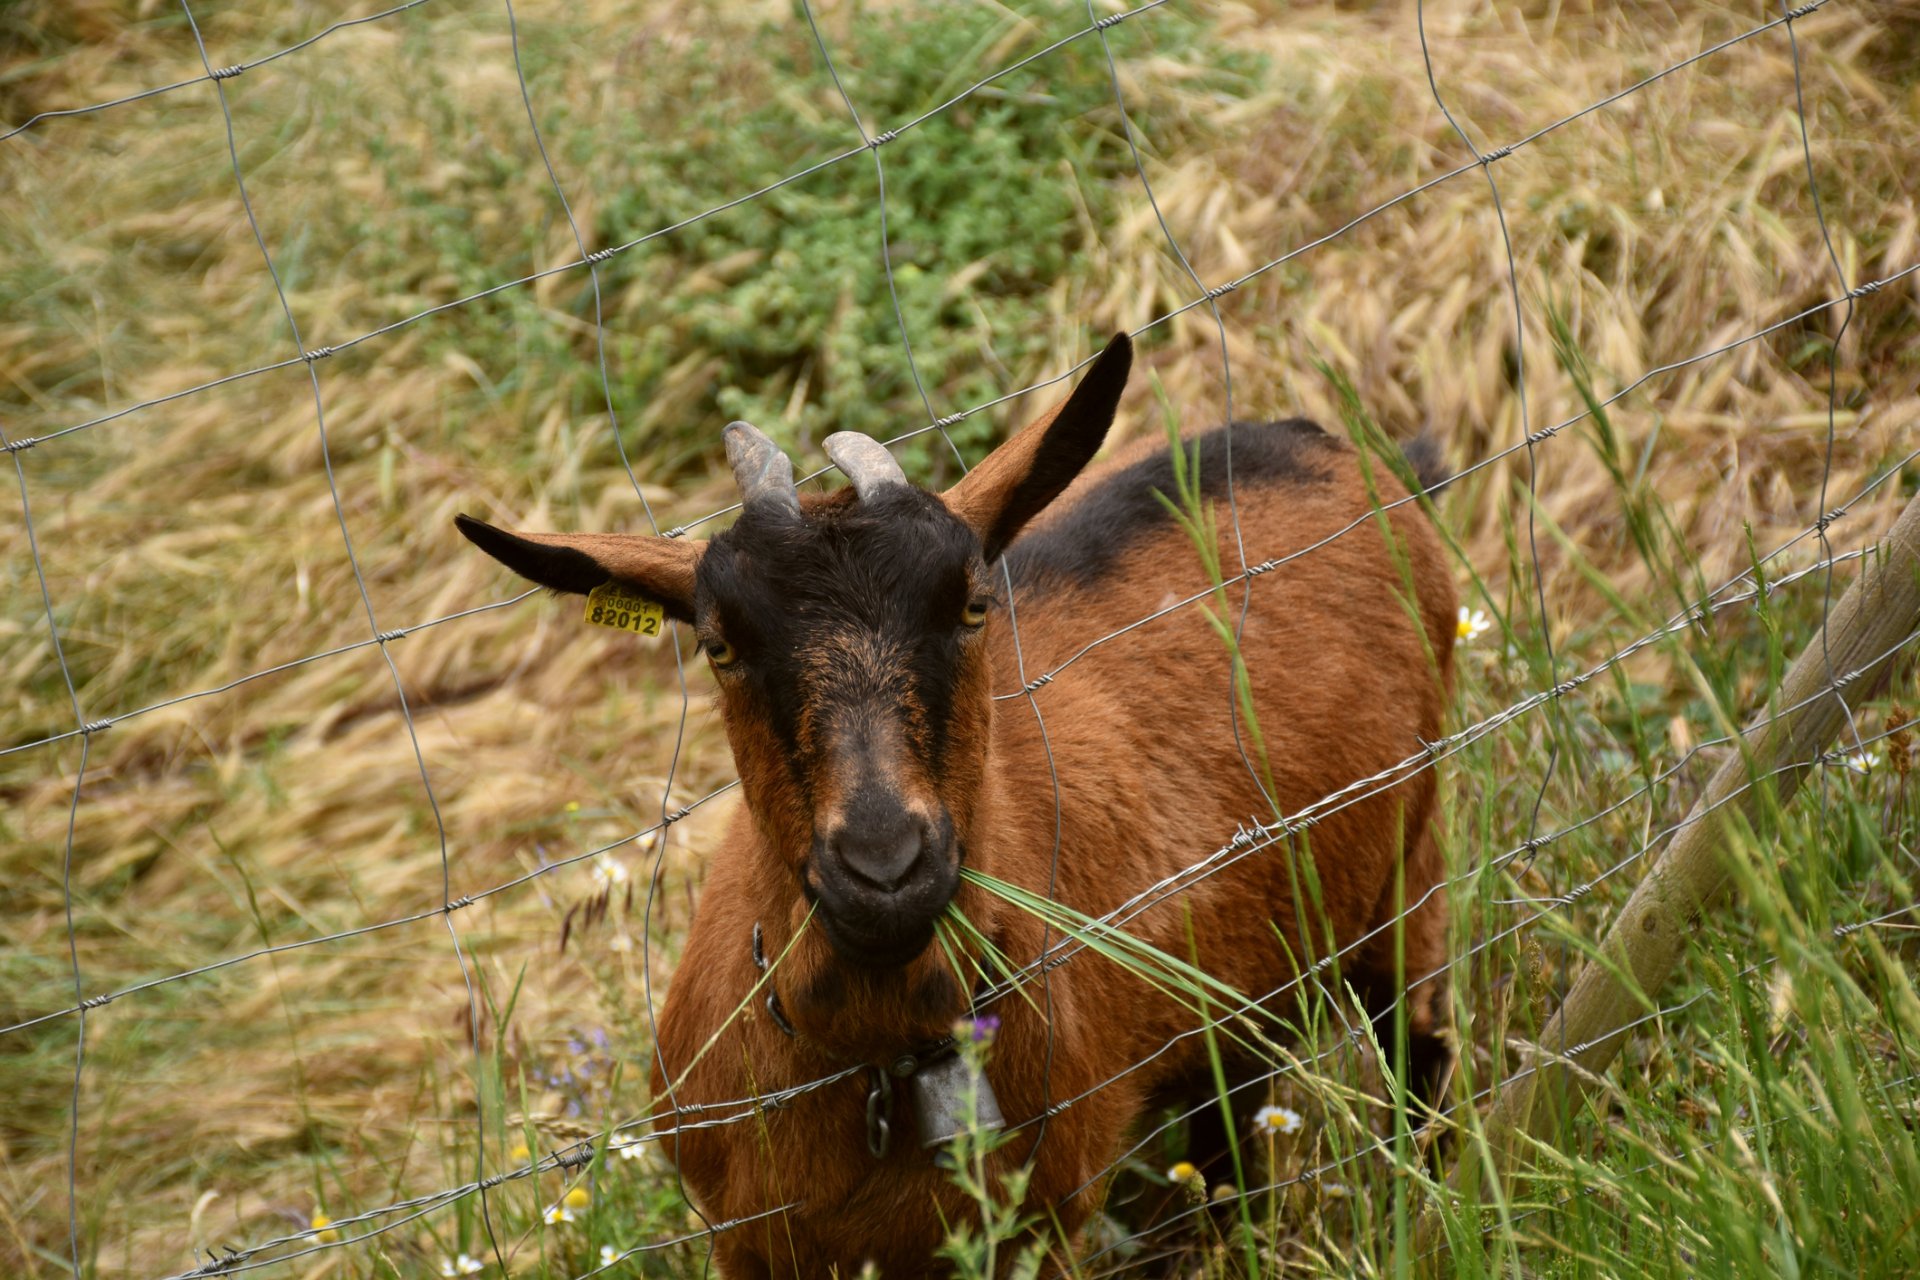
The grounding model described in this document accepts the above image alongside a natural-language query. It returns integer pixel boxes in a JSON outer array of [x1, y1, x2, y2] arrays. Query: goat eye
[[961, 599, 991, 629], [706, 638, 738, 668]]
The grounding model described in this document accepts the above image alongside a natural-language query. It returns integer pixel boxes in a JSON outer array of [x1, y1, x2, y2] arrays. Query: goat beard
[[775, 897, 988, 1061]]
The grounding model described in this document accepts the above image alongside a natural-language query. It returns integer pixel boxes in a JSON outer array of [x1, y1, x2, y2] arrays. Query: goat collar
[[751, 921, 800, 1038], [750, 920, 1007, 1157]]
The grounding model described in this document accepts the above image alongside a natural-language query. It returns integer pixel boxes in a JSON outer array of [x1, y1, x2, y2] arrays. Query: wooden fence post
[[1434, 487, 1920, 1253]]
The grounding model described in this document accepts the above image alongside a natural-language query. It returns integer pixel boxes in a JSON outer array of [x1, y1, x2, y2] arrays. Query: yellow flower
[[543, 1204, 576, 1226], [310, 1213, 339, 1244], [563, 1184, 592, 1210], [1166, 1159, 1205, 1203], [510, 1142, 531, 1163], [1456, 606, 1491, 643]]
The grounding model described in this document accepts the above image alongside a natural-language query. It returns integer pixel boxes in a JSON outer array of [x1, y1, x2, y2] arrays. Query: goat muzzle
[[807, 812, 959, 969]]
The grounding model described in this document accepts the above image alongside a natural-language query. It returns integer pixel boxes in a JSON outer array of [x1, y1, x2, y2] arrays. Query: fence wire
[[0, 0, 438, 144], [132, 250, 1920, 1280], [4, 0, 1912, 1277]]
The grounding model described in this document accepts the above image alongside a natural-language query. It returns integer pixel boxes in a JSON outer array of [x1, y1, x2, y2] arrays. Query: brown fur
[[457, 341, 1455, 1277], [650, 428, 1454, 1278]]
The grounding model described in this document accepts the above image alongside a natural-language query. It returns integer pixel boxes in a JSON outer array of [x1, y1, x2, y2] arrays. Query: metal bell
[[910, 1052, 1006, 1148]]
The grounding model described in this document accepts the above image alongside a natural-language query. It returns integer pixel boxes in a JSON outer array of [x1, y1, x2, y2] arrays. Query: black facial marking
[[1005, 418, 1339, 591], [694, 486, 983, 782]]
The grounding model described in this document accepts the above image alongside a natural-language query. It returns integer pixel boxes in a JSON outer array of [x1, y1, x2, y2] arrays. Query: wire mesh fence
[[4, 0, 1917, 1276]]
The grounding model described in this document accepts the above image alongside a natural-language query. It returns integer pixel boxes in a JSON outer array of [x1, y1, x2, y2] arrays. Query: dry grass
[[2, 0, 1917, 1274]]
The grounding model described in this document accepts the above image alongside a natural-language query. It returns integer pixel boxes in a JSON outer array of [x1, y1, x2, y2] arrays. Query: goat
[[455, 333, 1456, 1276]]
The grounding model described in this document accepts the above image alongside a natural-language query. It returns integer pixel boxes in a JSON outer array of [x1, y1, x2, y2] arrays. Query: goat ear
[[942, 333, 1132, 561], [454, 514, 704, 622]]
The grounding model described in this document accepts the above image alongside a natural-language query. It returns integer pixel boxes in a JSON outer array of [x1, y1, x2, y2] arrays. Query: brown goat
[[456, 334, 1456, 1276]]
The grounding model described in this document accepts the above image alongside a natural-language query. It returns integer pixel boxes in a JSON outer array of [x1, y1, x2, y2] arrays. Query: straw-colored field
[[3, 0, 1918, 1275]]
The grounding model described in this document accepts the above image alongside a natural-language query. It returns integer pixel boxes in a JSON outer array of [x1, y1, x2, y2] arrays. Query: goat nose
[[828, 819, 928, 892]]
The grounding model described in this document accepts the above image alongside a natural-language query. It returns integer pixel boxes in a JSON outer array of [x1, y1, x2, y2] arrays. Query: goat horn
[[823, 432, 910, 501], [723, 421, 800, 516]]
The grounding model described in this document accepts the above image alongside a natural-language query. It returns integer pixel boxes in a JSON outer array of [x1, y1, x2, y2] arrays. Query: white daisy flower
[[611, 1133, 649, 1161], [592, 854, 630, 886], [544, 1204, 577, 1226], [440, 1255, 485, 1277], [1833, 750, 1873, 775], [1253, 1104, 1304, 1136], [599, 1244, 621, 1267], [1456, 606, 1491, 643]]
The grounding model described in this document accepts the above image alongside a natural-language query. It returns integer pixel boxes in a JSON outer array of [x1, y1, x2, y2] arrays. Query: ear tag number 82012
[[584, 581, 665, 638]]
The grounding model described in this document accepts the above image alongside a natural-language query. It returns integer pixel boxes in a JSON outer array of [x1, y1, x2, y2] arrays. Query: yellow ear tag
[[584, 581, 666, 638]]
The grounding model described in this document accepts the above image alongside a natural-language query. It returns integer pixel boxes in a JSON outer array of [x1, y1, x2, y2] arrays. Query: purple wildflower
[[954, 1014, 1000, 1044]]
